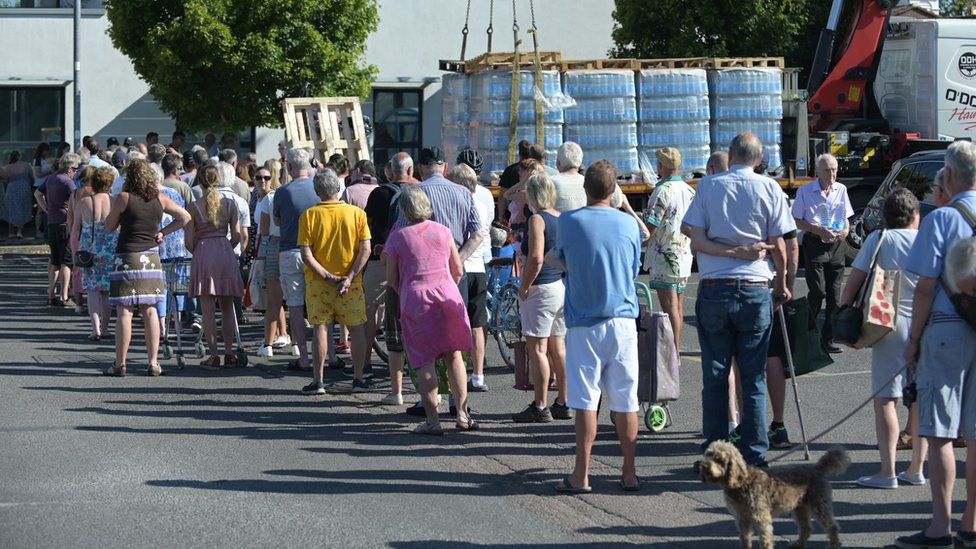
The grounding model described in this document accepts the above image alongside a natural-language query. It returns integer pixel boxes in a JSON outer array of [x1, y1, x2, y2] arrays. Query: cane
[[778, 305, 811, 461]]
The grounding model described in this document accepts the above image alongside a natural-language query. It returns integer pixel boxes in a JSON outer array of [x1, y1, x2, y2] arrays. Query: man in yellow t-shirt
[[298, 168, 372, 394]]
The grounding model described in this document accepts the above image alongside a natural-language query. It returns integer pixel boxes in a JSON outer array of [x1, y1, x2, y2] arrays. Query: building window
[[0, 86, 64, 160], [372, 88, 422, 170]]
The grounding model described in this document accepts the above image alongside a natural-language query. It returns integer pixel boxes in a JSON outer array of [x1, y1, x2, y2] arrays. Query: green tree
[[941, 0, 976, 15], [105, 0, 379, 132], [610, 0, 829, 79]]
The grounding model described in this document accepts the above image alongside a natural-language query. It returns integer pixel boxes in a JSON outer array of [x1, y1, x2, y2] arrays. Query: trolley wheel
[[176, 355, 186, 370], [645, 405, 668, 433], [162, 344, 173, 360], [236, 348, 248, 368], [195, 342, 205, 359]]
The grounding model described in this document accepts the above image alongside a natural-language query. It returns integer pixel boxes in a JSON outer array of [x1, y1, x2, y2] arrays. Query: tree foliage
[[105, 0, 379, 132], [610, 0, 829, 78], [941, 0, 976, 16]]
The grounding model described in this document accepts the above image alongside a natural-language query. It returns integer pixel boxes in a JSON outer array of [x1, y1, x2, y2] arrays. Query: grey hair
[[525, 172, 557, 210], [147, 143, 166, 164], [286, 147, 312, 172], [77, 148, 91, 163], [448, 163, 478, 192], [398, 185, 433, 223], [161, 153, 182, 176], [313, 168, 342, 199], [946, 237, 976, 293], [128, 151, 146, 161], [391, 152, 413, 176], [816, 153, 839, 169], [149, 163, 164, 183], [556, 141, 583, 171], [59, 153, 81, 170], [217, 162, 236, 188], [935, 167, 945, 188], [728, 132, 763, 166], [218, 148, 238, 164], [946, 140, 976, 187]]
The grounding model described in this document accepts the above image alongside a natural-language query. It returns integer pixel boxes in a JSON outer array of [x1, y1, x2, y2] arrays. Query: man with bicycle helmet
[[456, 147, 484, 176]]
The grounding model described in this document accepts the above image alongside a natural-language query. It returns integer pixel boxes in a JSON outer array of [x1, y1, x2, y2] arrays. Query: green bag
[[781, 296, 834, 378], [406, 353, 471, 395]]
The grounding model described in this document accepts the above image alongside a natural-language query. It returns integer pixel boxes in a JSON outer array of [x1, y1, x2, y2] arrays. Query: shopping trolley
[[162, 258, 193, 369]]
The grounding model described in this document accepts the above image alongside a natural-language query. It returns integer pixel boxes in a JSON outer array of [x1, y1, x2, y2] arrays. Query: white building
[[0, 0, 614, 166]]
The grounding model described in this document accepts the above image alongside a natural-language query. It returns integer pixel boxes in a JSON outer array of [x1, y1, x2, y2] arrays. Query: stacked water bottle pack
[[562, 70, 639, 173], [637, 69, 711, 172], [440, 73, 470, 166], [707, 68, 784, 169], [468, 69, 563, 172]]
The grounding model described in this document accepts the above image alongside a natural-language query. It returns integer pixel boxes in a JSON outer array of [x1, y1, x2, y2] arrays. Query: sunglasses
[[254, 175, 271, 181]]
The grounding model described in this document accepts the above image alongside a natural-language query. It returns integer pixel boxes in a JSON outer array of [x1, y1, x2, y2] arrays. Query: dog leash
[[767, 364, 910, 464]]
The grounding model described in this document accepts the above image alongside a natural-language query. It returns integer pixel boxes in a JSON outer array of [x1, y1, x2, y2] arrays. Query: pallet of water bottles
[[442, 52, 785, 74]]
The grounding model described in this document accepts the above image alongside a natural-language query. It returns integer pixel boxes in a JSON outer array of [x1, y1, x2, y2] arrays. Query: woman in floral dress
[[71, 167, 118, 340]]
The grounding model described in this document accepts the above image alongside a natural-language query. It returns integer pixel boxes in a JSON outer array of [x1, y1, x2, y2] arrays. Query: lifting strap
[[486, 0, 494, 53], [460, 0, 471, 61], [528, 0, 544, 146], [507, 0, 521, 164]]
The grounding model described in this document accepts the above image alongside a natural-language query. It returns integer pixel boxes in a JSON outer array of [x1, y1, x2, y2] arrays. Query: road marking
[[805, 369, 871, 378]]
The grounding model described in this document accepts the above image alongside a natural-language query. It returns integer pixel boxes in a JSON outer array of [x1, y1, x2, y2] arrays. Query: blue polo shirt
[[905, 189, 976, 318], [555, 206, 641, 327], [273, 177, 320, 252]]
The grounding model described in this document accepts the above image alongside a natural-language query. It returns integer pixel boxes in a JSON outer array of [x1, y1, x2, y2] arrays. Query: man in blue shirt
[[273, 148, 321, 374], [682, 132, 794, 467], [548, 159, 642, 493], [896, 140, 976, 549]]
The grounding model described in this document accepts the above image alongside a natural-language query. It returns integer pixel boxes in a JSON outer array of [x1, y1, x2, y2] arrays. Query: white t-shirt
[[552, 171, 586, 213], [217, 187, 251, 255], [110, 176, 125, 196], [851, 228, 919, 318], [255, 191, 280, 237], [465, 185, 495, 273]]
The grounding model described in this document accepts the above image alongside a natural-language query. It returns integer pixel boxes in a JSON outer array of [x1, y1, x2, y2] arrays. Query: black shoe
[[343, 363, 374, 379], [449, 403, 471, 417], [406, 401, 427, 417], [955, 530, 976, 548], [825, 340, 843, 354], [512, 402, 554, 423], [328, 357, 346, 371], [351, 378, 373, 393], [301, 381, 325, 395], [550, 400, 574, 420], [467, 380, 488, 393], [768, 425, 793, 449], [895, 530, 953, 548]]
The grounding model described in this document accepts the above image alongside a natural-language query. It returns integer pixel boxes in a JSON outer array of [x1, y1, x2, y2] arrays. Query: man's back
[[163, 177, 195, 205], [299, 201, 369, 277], [683, 166, 794, 281], [557, 206, 641, 327], [274, 178, 320, 251], [552, 171, 586, 213], [408, 174, 479, 247], [342, 182, 379, 211]]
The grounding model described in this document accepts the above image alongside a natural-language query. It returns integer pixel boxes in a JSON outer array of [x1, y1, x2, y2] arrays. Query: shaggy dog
[[699, 441, 849, 549]]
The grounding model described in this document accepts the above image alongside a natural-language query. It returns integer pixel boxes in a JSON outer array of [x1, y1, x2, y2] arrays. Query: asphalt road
[[0, 252, 968, 548]]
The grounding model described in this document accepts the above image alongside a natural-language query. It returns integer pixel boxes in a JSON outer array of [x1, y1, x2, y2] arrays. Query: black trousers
[[803, 237, 845, 342]]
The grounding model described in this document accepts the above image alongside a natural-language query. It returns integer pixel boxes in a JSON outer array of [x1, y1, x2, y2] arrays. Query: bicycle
[[486, 256, 522, 370]]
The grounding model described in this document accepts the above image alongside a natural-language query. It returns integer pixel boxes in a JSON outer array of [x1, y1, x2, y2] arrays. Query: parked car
[[845, 150, 944, 255]]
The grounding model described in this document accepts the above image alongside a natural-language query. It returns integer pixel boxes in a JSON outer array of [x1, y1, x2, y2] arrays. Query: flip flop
[[621, 476, 641, 492], [554, 476, 592, 494]]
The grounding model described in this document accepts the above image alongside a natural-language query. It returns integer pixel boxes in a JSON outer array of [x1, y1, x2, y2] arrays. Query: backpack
[[941, 203, 976, 330]]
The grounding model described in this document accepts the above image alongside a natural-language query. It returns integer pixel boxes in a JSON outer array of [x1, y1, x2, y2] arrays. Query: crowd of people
[[11, 126, 976, 548]]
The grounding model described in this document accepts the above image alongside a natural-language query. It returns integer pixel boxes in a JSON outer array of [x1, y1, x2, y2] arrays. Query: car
[[845, 150, 944, 256]]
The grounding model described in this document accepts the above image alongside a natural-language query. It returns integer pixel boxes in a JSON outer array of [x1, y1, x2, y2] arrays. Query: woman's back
[[854, 228, 918, 317], [389, 221, 454, 291], [521, 210, 561, 285], [191, 196, 233, 240], [76, 192, 112, 223], [117, 193, 163, 253]]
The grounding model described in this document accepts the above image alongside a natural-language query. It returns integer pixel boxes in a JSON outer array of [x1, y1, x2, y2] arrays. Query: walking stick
[[778, 305, 811, 460]]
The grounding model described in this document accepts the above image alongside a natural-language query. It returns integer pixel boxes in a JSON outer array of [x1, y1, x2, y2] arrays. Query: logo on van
[[961, 52, 976, 79]]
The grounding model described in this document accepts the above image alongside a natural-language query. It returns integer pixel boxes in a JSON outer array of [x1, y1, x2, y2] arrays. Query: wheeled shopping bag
[[635, 282, 680, 432]]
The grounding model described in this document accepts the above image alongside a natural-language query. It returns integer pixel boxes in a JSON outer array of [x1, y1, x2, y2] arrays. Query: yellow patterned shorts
[[305, 276, 367, 326]]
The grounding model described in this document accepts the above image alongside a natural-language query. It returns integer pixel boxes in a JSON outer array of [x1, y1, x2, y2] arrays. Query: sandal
[[412, 421, 444, 436], [455, 413, 479, 431], [147, 364, 164, 377], [103, 363, 126, 377], [223, 353, 238, 368], [199, 356, 221, 371], [554, 476, 592, 494], [87, 334, 101, 341], [620, 475, 641, 492]]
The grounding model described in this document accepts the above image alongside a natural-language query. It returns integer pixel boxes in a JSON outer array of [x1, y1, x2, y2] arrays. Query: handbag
[[942, 204, 976, 331], [74, 195, 95, 268], [781, 296, 834, 378], [834, 230, 898, 348]]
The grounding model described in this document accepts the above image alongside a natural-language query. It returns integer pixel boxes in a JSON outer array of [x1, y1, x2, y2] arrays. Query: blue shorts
[[916, 318, 976, 440]]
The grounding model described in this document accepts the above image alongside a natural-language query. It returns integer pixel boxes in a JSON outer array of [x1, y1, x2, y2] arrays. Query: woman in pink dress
[[383, 185, 475, 435], [185, 164, 244, 371]]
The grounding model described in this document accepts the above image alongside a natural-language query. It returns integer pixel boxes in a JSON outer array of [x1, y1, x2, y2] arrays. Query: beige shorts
[[279, 249, 306, 308], [362, 260, 387, 308], [519, 279, 567, 338]]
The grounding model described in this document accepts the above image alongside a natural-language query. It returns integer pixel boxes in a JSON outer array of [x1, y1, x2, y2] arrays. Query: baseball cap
[[419, 147, 445, 165], [112, 149, 128, 167], [656, 147, 681, 170]]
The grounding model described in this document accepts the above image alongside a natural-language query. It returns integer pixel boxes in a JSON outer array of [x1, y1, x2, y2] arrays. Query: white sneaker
[[380, 393, 404, 406], [272, 337, 291, 349], [897, 471, 927, 486], [290, 345, 300, 357], [257, 345, 273, 357], [857, 475, 897, 489]]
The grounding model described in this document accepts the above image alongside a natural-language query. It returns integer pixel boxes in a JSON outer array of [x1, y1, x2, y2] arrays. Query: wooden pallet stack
[[281, 97, 371, 165]]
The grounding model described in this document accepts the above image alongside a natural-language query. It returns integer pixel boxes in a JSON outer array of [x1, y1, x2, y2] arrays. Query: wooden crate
[[700, 57, 786, 68], [559, 58, 641, 71], [464, 50, 562, 73], [281, 97, 370, 165]]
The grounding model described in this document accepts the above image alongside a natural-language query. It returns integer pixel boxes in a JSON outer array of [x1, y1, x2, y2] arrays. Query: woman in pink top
[[383, 185, 475, 435]]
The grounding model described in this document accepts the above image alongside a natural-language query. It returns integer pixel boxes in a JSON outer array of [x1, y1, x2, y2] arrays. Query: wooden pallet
[[559, 58, 641, 71], [698, 57, 786, 68], [281, 97, 370, 165], [463, 50, 562, 73]]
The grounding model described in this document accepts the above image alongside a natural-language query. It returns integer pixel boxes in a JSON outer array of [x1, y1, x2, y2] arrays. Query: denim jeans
[[696, 283, 773, 465]]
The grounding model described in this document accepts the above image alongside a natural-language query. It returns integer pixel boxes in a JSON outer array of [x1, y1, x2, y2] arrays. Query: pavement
[[0, 251, 968, 548]]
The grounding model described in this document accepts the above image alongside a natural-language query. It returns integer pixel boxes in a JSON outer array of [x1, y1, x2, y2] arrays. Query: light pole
[[73, 0, 81, 152]]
